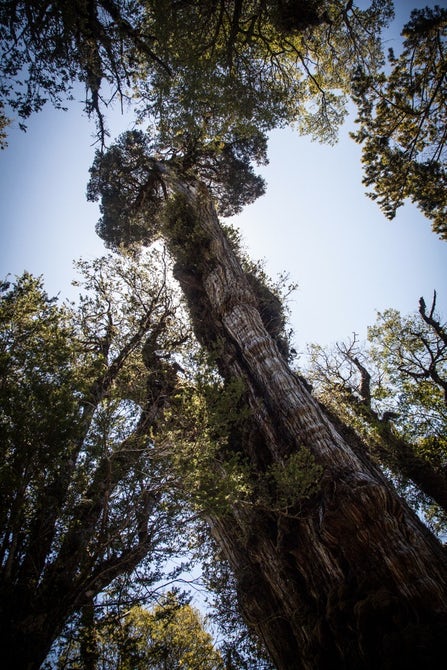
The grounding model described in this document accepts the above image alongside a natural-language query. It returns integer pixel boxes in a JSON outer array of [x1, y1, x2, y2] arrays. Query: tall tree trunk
[[79, 598, 99, 670], [159, 169, 447, 670]]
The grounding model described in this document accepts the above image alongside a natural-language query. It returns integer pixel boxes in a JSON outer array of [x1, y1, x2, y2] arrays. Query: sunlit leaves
[[58, 594, 225, 670], [352, 5, 447, 238], [367, 301, 447, 441], [0, 0, 392, 147], [119, 596, 225, 670], [306, 295, 447, 532], [137, 1, 392, 149]]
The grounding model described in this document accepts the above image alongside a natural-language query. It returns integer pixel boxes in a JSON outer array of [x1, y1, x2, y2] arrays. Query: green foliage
[[161, 193, 212, 268], [88, 124, 269, 252], [0, 0, 164, 141], [141, 0, 391, 147], [56, 593, 225, 670], [87, 130, 166, 249], [0, 1, 392, 150], [367, 299, 447, 444], [162, 341, 321, 518], [306, 295, 447, 533], [192, 126, 267, 216], [352, 5, 447, 238], [0, 251, 194, 668], [266, 449, 323, 511], [163, 366, 254, 515], [0, 273, 86, 519], [119, 595, 225, 670]]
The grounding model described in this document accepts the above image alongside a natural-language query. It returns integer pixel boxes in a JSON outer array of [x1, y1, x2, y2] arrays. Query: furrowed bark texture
[[160, 169, 447, 670]]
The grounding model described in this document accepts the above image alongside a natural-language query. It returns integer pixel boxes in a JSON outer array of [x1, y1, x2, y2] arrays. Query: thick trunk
[[160, 172, 447, 669]]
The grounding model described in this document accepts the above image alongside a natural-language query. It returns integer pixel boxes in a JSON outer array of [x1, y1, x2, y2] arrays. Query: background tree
[[307, 292, 447, 531], [137, 0, 391, 144], [352, 5, 447, 239], [198, 532, 275, 670], [4, 2, 447, 668], [117, 596, 224, 670], [54, 593, 225, 670], [0, 0, 170, 141], [0, 250, 192, 670]]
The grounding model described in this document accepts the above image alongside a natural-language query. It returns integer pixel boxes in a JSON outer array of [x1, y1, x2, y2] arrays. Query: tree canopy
[[351, 5, 447, 238], [3, 2, 446, 237], [87, 127, 268, 252], [0, 0, 167, 141], [307, 292, 447, 531], [0, 252, 194, 669], [0, 1, 391, 144]]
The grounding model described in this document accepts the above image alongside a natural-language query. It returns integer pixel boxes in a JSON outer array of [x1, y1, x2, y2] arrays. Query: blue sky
[[0, 0, 446, 362]]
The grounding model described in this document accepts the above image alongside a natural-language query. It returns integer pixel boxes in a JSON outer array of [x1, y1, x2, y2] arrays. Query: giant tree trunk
[[159, 169, 447, 670]]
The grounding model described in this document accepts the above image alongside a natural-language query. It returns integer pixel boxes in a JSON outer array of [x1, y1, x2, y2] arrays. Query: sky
[[0, 0, 446, 366]]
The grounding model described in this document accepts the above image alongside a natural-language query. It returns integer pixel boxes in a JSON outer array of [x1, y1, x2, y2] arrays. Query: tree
[[136, 0, 392, 144], [4, 2, 447, 668], [198, 531, 275, 670], [55, 593, 225, 670], [307, 293, 447, 528], [0, 251, 192, 670], [89, 132, 447, 669], [369, 292, 447, 414], [0, 1, 392, 143], [0, 0, 170, 141], [351, 5, 447, 239], [119, 597, 224, 670], [368, 293, 447, 525]]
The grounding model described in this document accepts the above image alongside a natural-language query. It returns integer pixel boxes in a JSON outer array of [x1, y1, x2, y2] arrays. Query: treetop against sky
[[0, 1, 445, 356]]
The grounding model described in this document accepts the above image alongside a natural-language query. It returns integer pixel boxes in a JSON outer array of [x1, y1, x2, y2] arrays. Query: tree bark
[[159, 168, 447, 670]]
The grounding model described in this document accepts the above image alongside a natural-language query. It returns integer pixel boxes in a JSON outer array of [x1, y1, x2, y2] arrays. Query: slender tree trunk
[[160, 169, 447, 670], [1, 367, 172, 670], [372, 417, 447, 512], [80, 598, 99, 670]]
